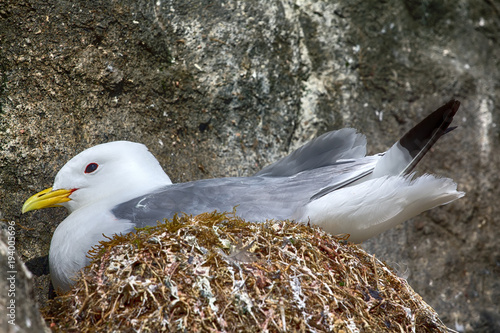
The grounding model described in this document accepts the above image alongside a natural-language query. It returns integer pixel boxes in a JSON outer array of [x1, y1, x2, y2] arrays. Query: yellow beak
[[22, 187, 74, 213]]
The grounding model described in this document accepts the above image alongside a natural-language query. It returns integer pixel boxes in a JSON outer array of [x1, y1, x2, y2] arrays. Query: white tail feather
[[295, 174, 464, 243]]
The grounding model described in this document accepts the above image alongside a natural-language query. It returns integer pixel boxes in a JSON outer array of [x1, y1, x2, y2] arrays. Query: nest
[[42, 211, 453, 332]]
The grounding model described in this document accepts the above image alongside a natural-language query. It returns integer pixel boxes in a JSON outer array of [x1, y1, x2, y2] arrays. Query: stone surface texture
[[0, 0, 498, 332]]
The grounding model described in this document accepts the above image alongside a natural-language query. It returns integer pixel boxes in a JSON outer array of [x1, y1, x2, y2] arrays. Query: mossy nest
[[42, 211, 452, 332]]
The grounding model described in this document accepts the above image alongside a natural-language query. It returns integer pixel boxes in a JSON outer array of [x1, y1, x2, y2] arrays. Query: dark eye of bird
[[84, 163, 99, 174]]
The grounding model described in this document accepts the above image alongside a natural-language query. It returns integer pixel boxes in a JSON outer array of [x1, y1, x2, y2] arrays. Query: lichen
[[42, 211, 452, 332]]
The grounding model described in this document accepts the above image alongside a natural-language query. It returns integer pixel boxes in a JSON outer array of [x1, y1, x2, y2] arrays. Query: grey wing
[[112, 156, 380, 228], [112, 177, 309, 228], [255, 128, 367, 177]]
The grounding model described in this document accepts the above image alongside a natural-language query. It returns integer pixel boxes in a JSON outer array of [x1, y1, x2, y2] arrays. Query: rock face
[[0, 227, 48, 333], [0, 0, 498, 332]]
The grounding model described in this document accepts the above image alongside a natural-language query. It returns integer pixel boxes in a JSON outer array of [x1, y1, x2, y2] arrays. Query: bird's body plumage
[[23, 100, 464, 292]]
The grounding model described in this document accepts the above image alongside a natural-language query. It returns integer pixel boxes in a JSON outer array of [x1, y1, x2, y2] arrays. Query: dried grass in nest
[[42, 211, 454, 332]]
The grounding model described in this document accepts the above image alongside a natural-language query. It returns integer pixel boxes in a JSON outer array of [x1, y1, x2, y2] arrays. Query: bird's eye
[[84, 163, 99, 174]]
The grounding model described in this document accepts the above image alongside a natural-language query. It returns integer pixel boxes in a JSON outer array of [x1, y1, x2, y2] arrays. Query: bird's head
[[22, 141, 172, 214]]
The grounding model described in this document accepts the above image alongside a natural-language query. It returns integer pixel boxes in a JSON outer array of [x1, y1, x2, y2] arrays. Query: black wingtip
[[399, 99, 460, 174]]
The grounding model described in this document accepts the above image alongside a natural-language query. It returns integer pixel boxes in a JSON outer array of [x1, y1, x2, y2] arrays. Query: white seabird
[[23, 100, 464, 293]]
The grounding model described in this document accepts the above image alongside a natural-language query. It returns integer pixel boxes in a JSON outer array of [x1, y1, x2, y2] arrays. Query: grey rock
[[1, 0, 498, 332], [0, 223, 49, 333]]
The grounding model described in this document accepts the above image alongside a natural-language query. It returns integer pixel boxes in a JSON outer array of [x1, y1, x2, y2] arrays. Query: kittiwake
[[22, 100, 464, 292]]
